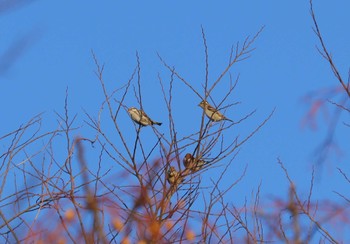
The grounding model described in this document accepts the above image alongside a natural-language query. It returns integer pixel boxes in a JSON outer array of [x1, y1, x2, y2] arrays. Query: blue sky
[[1, 0, 350, 240]]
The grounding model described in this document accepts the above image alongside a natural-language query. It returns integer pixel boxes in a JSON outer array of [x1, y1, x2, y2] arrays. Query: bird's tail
[[152, 121, 162, 126], [225, 118, 233, 123]]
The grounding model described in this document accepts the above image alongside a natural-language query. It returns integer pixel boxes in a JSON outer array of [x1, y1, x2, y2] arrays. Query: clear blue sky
[[1, 0, 350, 240]]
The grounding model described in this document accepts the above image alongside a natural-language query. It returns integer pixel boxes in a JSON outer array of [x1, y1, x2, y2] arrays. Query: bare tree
[[0, 25, 276, 243], [2, 1, 349, 243]]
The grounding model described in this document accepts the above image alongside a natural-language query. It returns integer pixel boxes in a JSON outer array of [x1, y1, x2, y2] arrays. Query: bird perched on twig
[[166, 166, 183, 185], [198, 100, 233, 122], [183, 153, 207, 173], [128, 107, 162, 126], [183, 153, 196, 171]]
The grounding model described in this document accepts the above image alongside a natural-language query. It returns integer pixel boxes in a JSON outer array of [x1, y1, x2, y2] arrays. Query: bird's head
[[198, 100, 208, 108]]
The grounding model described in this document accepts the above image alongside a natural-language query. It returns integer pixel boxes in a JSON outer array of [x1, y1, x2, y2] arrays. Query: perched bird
[[192, 158, 206, 172], [128, 107, 162, 126], [166, 166, 183, 185], [183, 153, 207, 173], [198, 100, 232, 122], [183, 153, 196, 170]]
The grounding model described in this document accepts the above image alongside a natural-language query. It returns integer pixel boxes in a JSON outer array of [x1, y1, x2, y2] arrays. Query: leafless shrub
[[2, 1, 349, 243], [0, 26, 275, 243]]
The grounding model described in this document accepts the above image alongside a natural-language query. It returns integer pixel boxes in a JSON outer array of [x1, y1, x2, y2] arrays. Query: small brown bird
[[192, 158, 206, 172], [183, 153, 207, 172], [198, 100, 232, 122], [166, 166, 183, 185], [128, 107, 162, 126], [183, 153, 196, 170]]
